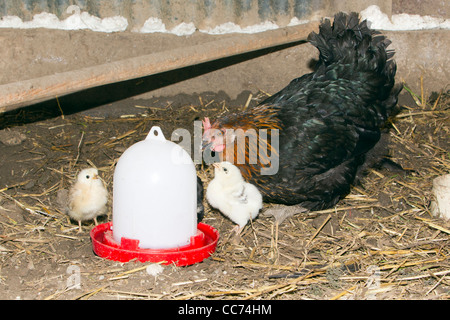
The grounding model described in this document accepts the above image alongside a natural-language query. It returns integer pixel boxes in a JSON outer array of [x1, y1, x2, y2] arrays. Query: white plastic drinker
[[112, 126, 197, 249]]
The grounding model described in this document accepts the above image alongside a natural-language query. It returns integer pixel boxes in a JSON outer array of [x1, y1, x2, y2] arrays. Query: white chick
[[67, 168, 108, 232], [206, 161, 263, 234]]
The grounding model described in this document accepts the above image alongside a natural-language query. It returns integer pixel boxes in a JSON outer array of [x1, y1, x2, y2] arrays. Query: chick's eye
[[223, 167, 228, 173], [86, 175, 90, 179]]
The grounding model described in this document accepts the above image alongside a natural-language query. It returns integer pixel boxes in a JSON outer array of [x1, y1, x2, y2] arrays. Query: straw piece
[[108, 262, 167, 281]]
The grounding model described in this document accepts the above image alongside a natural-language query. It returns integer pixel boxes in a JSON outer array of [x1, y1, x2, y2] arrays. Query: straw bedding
[[0, 84, 448, 300]]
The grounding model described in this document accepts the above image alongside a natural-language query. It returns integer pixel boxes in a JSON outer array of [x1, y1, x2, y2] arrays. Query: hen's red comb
[[202, 117, 211, 131]]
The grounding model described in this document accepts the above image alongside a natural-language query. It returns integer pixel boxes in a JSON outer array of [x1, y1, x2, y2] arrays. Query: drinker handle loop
[[146, 126, 166, 141]]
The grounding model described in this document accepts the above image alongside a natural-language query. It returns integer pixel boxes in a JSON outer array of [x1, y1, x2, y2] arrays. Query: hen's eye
[[213, 132, 222, 140]]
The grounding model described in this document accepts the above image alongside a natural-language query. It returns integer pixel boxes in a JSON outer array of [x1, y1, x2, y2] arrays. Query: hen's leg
[[263, 204, 308, 224]]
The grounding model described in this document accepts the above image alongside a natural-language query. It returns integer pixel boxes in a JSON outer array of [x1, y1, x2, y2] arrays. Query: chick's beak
[[212, 163, 220, 169], [92, 174, 99, 180]]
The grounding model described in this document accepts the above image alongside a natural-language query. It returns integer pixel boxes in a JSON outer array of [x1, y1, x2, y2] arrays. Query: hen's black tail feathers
[[308, 12, 402, 118], [308, 12, 394, 73]]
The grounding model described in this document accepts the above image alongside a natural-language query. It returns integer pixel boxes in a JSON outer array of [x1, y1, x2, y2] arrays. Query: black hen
[[197, 176, 205, 222], [202, 12, 402, 216]]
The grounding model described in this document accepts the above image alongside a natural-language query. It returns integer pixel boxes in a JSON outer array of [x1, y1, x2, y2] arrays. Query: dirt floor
[[0, 82, 449, 300]]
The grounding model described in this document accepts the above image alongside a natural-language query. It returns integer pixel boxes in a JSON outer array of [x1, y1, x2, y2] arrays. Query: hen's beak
[[202, 140, 213, 151]]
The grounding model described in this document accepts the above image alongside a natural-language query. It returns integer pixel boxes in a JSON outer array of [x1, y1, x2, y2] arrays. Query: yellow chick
[[206, 162, 262, 234], [67, 168, 108, 232]]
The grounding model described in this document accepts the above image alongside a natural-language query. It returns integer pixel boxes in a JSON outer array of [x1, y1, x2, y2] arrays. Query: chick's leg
[[77, 220, 82, 233], [229, 224, 246, 245], [231, 224, 245, 235]]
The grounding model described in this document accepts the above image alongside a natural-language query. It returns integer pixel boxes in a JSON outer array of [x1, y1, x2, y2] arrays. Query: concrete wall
[[392, 0, 448, 18], [0, 0, 447, 104], [0, 0, 396, 31], [133, 30, 449, 100]]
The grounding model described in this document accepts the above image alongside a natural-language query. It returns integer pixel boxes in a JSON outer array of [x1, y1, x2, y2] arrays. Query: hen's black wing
[[197, 176, 205, 222]]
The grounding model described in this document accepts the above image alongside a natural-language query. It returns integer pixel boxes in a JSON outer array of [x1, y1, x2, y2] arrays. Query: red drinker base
[[90, 222, 219, 266]]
